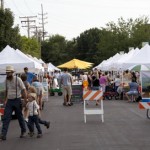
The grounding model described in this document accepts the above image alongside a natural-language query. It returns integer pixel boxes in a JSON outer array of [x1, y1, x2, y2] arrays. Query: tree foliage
[[41, 35, 67, 65], [75, 16, 150, 66], [0, 8, 41, 58], [75, 28, 102, 64], [20, 36, 40, 58], [0, 8, 21, 50]]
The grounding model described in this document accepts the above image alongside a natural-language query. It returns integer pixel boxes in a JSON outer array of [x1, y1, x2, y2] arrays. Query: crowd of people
[[0, 65, 141, 141], [78, 68, 141, 103]]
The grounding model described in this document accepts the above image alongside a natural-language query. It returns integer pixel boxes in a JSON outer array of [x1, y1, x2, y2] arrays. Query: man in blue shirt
[[24, 67, 36, 85]]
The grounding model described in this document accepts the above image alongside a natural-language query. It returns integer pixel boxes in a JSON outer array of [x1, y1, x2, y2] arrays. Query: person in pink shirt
[[99, 73, 107, 92]]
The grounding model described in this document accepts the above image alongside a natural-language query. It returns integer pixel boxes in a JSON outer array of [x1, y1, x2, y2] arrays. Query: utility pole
[[0, 0, 4, 9], [30, 26, 43, 58], [19, 16, 37, 38], [38, 4, 48, 41], [30, 25, 42, 40]]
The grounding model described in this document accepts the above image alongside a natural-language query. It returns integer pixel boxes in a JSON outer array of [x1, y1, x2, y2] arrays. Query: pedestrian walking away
[[61, 68, 73, 106]]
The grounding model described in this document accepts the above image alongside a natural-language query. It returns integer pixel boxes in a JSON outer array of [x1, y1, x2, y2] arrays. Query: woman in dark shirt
[[92, 75, 100, 90], [92, 75, 100, 105]]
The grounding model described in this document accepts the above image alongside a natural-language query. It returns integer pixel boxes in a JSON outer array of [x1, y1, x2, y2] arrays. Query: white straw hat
[[6, 65, 15, 72], [29, 93, 37, 99]]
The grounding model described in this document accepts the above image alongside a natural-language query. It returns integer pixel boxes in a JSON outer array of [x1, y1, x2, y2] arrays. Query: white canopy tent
[[0, 45, 42, 73], [48, 63, 61, 72], [38, 58, 45, 64], [114, 48, 140, 70], [26, 54, 47, 70], [16, 49, 44, 72], [106, 53, 124, 70], [95, 53, 124, 71], [94, 44, 150, 72], [93, 60, 106, 70], [123, 44, 150, 69]]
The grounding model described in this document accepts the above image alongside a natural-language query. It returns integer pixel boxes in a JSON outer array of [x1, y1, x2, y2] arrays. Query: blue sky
[[5, 0, 150, 40]]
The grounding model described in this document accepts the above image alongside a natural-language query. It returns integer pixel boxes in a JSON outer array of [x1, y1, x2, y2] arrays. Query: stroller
[[103, 83, 119, 100]]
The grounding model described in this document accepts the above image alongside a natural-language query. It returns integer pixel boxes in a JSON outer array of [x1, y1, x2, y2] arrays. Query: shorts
[[36, 87, 43, 96], [126, 91, 138, 95], [63, 85, 72, 96], [101, 84, 106, 92]]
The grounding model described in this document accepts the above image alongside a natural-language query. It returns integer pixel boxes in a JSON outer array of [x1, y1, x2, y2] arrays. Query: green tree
[[41, 16, 150, 67], [41, 34, 67, 65], [76, 28, 102, 65], [65, 38, 78, 60], [97, 16, 150, 65], [130, 17, 150, 48], [20, 36, 40, 58], [0, 8, 21, 51]]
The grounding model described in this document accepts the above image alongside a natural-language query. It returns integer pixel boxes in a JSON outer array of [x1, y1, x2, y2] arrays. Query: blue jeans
[[39, 118, 48, 126], [1, 98, 26, 137], [92, 86, 100, 90], [28, 115, 42, 134]]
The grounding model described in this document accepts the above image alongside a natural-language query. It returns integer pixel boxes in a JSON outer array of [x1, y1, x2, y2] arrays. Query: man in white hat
[[0, 65, 27, 141]]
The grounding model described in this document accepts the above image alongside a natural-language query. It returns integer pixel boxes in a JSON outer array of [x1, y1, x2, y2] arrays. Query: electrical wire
[[4, 1, 30, 34], [11, 0, 25, 16], [23, 0, 37, 15]]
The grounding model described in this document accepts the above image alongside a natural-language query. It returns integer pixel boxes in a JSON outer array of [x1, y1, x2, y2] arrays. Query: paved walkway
[[1, 96, 150, 150]]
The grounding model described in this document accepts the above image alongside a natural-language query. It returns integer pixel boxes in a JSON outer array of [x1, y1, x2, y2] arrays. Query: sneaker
[[45, 122, 50, 129], [24, 118, 28, 123], [37, 134, 42, 138], [20, 132, 26, 138], [28, 132, 34, 137], [63, 102, 67, 106], [68, 103, 72, 106], [0, 134, 6, 141]]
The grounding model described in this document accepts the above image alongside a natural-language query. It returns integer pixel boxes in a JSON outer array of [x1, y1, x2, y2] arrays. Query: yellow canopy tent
[[57, 59, 93, 69]]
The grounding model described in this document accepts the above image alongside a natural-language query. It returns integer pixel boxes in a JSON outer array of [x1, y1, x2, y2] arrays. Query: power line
[[11, 0, 25, 16], [23, 0, 36, 15], [30, 25, 43, 58], [30, 25, 43, 40]]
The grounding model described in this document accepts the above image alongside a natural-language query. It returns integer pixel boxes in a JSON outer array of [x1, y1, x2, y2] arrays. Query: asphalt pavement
[[0, 96, 150, 150]]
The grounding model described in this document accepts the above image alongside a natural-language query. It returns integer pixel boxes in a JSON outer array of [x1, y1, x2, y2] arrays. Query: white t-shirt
[[26, 100, 39, 116], [115, 78, 121, 86], [82, 74, 88, 81]]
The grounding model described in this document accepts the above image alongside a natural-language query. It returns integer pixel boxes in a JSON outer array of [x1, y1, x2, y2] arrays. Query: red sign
[[0, 108, 4, 115]]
